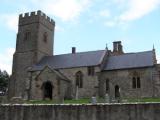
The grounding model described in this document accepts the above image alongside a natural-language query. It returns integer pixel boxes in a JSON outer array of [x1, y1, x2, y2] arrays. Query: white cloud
[[99, 9, 111, 18], [0, 0, 92, 33], [32, 0, 92, 21], [156, 54, 160, 63], [101, 0, 160, 28], [55, 25, 64, 32], [119, 0, 160, 22], [113, 0, 126, 4], [0, 14, 18, 32], [0, 48, 15, 74], [104, 21, 116, 27]]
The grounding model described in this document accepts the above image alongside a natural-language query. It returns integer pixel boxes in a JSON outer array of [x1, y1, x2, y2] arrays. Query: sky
[[0, 0, 160, 74]]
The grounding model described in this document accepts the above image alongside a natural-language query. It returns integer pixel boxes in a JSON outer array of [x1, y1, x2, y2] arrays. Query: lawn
[[26, 98, 91, 104], [25, 97, 160, 104], [126, 98, 160, 103]]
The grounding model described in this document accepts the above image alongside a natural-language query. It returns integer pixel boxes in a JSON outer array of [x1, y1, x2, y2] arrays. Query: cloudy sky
[[0, 0, 160, 74]]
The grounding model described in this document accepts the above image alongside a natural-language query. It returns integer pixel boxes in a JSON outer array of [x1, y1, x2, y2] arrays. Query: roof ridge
[[53, 49, 105, 57], [126, 50, 152, 54], [111, 50, 153, 57]]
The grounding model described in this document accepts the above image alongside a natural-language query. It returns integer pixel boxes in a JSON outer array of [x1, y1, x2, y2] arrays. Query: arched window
[[75, 71, 83, 88], [137, 77, 141, 88], [132, 72, 141, 89], [43, 32, 48, 43], [106, 79, 109, 93], [132, 77, 136, 89], [24, 31, 31, 41], [115, 85, 120, 98]]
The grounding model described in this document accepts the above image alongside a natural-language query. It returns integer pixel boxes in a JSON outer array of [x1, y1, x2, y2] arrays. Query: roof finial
[[153, 44, 155, 51], [152, 44, 157, 64], [105, 43, 108, 50]]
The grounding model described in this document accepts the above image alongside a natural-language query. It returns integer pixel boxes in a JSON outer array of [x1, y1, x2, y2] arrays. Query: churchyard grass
[[25, 98, 160, 104], [26, 98, 91, 104], [125, 98, 160, 103]]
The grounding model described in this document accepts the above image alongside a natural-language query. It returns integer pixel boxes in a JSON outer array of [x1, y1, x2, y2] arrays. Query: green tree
[[0, 69, 9, 92]]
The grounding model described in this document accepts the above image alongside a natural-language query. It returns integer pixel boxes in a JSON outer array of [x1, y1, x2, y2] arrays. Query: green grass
[[26, 100, 57, 104], [125, 98, 160, 103], [26, 98, 91, 104], [64, 98, 90, 104], [25, 98, 160, 104]]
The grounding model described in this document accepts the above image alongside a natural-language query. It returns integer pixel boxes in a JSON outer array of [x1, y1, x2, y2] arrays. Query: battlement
[[19, 10, 55, 25]]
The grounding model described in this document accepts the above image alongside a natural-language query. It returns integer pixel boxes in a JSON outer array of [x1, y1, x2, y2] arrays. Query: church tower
[[8, 10, 55, 99]]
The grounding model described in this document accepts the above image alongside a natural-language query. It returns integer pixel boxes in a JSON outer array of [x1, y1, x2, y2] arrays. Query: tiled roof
[[104, 51, 154, 70], [31, 50, 154, 71], [31, 50, 106, 71]]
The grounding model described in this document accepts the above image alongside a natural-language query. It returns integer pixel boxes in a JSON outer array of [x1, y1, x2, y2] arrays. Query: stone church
[[8, 10, 160, 101]]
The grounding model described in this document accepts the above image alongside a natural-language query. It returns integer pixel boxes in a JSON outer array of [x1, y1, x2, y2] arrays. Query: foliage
[[0, 69, 9, 92]]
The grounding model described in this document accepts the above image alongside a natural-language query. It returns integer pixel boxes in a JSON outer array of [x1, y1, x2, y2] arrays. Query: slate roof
[[31, 50, 154, 71], [37, 66, 70, 82], [104, 51, 154, 70], [31, 50, 106, 71]]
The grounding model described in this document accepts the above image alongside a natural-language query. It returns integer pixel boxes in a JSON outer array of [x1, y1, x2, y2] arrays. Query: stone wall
[[0, 103, 160, 120], [8, 10, 55, 99], [59, 66, 100, 98], [99, 67, 155, 99], [30, 67, 70, 100]]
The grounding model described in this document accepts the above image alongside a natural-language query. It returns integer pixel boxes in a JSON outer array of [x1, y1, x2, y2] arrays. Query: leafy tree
[[0, 69, 9, 92]]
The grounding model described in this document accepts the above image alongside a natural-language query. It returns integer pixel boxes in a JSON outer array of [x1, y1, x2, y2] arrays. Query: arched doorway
[[42, 81, 53, 100], [115, 85, 120, 99]]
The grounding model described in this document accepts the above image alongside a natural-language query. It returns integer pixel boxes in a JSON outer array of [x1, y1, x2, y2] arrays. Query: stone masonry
[[8, 10, 160, 101], [8, 10, 55, 99], [1, 103, 160, 120]]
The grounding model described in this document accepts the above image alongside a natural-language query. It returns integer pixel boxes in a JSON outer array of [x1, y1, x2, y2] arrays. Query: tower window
[[88, 66, 95, 76], [24, 31, 31, 41], [75, 71, 83, 88], [43, 32, 48, 43]]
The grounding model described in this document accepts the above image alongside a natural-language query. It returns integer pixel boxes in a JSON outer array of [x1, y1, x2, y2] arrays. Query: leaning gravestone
[[10, 97, 24, 104]]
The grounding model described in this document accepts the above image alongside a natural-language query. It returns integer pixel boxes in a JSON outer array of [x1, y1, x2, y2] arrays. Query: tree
[[0, 69, 9, 92]]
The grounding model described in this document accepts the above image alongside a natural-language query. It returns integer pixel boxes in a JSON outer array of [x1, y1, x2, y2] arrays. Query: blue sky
[[0, 0, 160, 74]]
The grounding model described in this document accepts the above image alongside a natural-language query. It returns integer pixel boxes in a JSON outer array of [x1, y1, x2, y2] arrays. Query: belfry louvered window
[[43, 32, 48, 43], [24, 31, 31, 41]]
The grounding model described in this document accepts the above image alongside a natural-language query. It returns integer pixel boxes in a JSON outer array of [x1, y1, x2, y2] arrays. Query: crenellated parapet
[[19, 10, 55, 27]]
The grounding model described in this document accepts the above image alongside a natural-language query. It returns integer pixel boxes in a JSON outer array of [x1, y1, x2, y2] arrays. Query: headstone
[[105, 93, 110, 103], [91, 97, 97, 104], [122, 99, 128, 103], [111, 99, 116, 103], [10, 97, 24, 104], [75, 86, 79, 100]]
